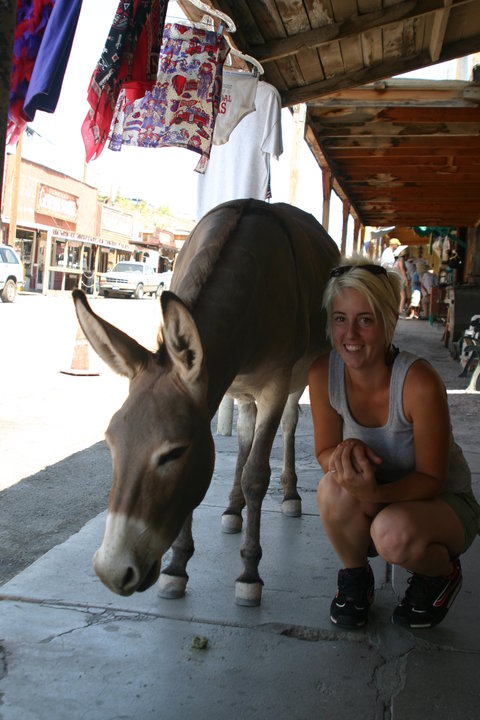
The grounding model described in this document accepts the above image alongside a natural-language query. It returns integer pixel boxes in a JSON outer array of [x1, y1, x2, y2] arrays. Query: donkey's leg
[[158, 512, 194, 598], [222, 400, 257, 534], [280, 388, 303, 518], [235, 383, 289, 606]]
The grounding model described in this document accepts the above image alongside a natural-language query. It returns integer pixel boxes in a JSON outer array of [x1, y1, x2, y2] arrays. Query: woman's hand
[[329, 439, 382, 502]]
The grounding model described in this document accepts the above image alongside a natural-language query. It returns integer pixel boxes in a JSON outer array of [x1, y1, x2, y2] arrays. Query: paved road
[[1, 291, 162, 489]]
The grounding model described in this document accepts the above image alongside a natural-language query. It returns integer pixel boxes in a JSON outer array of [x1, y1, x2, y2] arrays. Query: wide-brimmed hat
[[394, 244, 408, 257], [389, 238, 401, 246]]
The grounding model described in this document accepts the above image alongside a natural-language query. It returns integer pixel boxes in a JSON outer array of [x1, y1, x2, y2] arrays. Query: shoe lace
[[338, 569, 370, 603], [404, 573, 445, 608]]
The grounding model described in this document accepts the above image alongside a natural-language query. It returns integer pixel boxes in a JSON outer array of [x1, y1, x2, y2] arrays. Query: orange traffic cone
[[60, 324, 99, 376]]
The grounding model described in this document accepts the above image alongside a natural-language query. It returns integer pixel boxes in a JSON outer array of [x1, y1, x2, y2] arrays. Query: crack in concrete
[[0, 644, 6, 682]]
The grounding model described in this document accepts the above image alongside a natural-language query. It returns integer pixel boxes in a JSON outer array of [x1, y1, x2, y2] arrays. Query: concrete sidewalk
[[1, 318, 480, 719]]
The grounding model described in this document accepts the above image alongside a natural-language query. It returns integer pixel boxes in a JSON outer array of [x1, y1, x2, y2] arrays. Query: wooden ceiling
[[306, 79, 480, 228], [181, 0, 480, 229], [189, 0, 480, 106]]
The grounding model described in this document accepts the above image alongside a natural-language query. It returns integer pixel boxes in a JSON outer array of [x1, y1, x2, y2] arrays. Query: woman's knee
[[371, 508, 414, 564], [317, 473, 358, 521]]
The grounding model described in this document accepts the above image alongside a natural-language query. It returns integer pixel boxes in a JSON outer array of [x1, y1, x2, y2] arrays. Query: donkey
[[73, 198, 339, 606]]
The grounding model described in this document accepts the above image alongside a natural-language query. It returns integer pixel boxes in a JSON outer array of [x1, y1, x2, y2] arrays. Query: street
[[0, 292, 164, 584], [1, 291, 162, 490]]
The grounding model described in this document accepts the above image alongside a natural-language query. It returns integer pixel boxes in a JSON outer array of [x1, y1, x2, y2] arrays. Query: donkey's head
[[72, 290, 215, 595]]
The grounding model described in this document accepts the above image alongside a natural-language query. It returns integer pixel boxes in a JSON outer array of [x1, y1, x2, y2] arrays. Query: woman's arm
[[308, 353, 343, 472]]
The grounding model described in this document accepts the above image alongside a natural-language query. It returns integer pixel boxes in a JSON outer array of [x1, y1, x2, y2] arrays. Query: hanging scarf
[[81, 0, 168, 162]]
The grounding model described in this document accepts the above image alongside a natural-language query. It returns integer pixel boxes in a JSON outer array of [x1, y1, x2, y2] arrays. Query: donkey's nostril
[[122, 566, 138, 590]]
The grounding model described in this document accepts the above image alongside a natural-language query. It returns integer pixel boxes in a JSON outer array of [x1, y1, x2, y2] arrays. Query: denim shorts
[[440, 488, 480, 552]]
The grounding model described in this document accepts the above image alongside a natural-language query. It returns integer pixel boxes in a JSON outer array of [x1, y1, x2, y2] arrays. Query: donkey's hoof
[[157, 573, 187, 599], [282, 498, 302, 517], [235, 581, 263, 606], [221, 513, 243, 533]]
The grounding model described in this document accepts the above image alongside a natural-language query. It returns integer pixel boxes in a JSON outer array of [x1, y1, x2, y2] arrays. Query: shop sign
[[36, 185, 79, 221], [51, 228, 134, 252]]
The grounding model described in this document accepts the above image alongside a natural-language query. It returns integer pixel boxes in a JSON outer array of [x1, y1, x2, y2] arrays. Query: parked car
[[0, 243, 25, 303], [156, 269, 173, 293], [98, 261, 172, 299]]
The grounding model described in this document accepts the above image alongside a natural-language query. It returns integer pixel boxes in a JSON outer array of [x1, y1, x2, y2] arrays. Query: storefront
[[44, 228, 135, 294]]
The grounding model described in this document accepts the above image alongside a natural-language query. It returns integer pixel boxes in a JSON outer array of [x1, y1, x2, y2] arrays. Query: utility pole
[[8, 131, 22, 246]]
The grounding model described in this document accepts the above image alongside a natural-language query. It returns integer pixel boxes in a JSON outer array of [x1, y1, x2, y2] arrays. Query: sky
[[16, 0, 474, 247]]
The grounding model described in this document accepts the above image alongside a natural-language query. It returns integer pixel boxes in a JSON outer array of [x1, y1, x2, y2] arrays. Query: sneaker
[[392, 559, 462, 629], [330, 564, 375, 628]]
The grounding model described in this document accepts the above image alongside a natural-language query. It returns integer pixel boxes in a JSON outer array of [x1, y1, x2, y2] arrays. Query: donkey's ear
[[73, 290, 150, 379], [160, 291, 204, 383]]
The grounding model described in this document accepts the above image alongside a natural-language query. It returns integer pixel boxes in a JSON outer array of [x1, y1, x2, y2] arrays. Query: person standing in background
[[380, 237, 401, 269]]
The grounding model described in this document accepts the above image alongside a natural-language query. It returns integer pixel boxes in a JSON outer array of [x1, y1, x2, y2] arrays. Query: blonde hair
[[323, 258, 401, 351]]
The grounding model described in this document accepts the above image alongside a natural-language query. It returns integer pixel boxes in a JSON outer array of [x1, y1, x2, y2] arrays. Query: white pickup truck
[[99, 261, 172, 299]]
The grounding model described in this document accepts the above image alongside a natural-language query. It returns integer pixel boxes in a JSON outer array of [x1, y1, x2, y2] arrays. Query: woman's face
[[331, 288, 386, 370]]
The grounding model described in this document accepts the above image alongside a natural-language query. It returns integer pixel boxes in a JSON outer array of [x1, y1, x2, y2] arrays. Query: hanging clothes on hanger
[[22, 0, 83, 121], [81, 0, 168, 163], [212, 70, 258, 146], [196, 80, 283, 220], [107, 22, 229, 168], [7, 0, 56, 145]]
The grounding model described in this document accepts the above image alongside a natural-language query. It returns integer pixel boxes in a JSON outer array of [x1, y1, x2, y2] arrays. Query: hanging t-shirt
[[108, 23, 229, 165], [212, 70, 258, 145], [196, 80, 283, 219]]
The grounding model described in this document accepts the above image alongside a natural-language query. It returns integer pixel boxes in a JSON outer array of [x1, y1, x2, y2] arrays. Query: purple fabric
[[23, 0, 83, 120]]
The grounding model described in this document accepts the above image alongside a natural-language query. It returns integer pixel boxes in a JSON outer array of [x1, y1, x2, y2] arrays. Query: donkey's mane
[[171, 200, 249, 309]]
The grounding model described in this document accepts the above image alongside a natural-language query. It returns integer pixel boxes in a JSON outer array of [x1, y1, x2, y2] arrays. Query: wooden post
[[217, 396, 234, 436], [341, 200, 349, 255], [359, 226, 366, 254], [322, 167, 331, 232], [353, 219, 360, 254], [288, 104, 306, 206]]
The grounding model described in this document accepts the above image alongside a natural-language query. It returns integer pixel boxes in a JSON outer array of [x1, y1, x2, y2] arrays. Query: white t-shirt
[[380, 246, 396, 269], [196, 81, 283, 219], [213, 71, 258, 145]]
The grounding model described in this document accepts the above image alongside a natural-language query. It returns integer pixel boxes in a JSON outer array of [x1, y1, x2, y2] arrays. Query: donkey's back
[[170, 199, 339, 413]]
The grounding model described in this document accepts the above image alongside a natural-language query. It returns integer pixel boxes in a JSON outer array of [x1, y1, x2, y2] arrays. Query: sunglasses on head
[[329, 264, 387, 279]]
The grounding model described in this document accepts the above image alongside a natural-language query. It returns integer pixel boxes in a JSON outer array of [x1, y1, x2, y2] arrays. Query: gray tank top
[[328, 349, 471, 493]]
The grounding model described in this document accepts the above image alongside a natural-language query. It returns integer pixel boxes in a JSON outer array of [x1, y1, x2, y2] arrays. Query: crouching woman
[[308, 260, 480, 629]]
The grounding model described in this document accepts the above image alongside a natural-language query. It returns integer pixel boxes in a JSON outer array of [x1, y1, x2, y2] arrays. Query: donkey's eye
[[156, 446, 187, 467]]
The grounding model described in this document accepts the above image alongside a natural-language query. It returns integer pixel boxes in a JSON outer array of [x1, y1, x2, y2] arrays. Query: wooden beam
[[429, 0, 453, 63], [280, 35, 480, 106], [320, 135, 480, 149], [249, 0, 475, 63]]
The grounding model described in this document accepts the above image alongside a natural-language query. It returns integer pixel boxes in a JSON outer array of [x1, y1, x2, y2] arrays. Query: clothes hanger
[[227, 48, 264, 77], [183, 0, 236, 33]]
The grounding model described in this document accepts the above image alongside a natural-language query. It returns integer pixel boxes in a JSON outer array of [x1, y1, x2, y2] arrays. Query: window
[[0, 247, 20, 264]]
